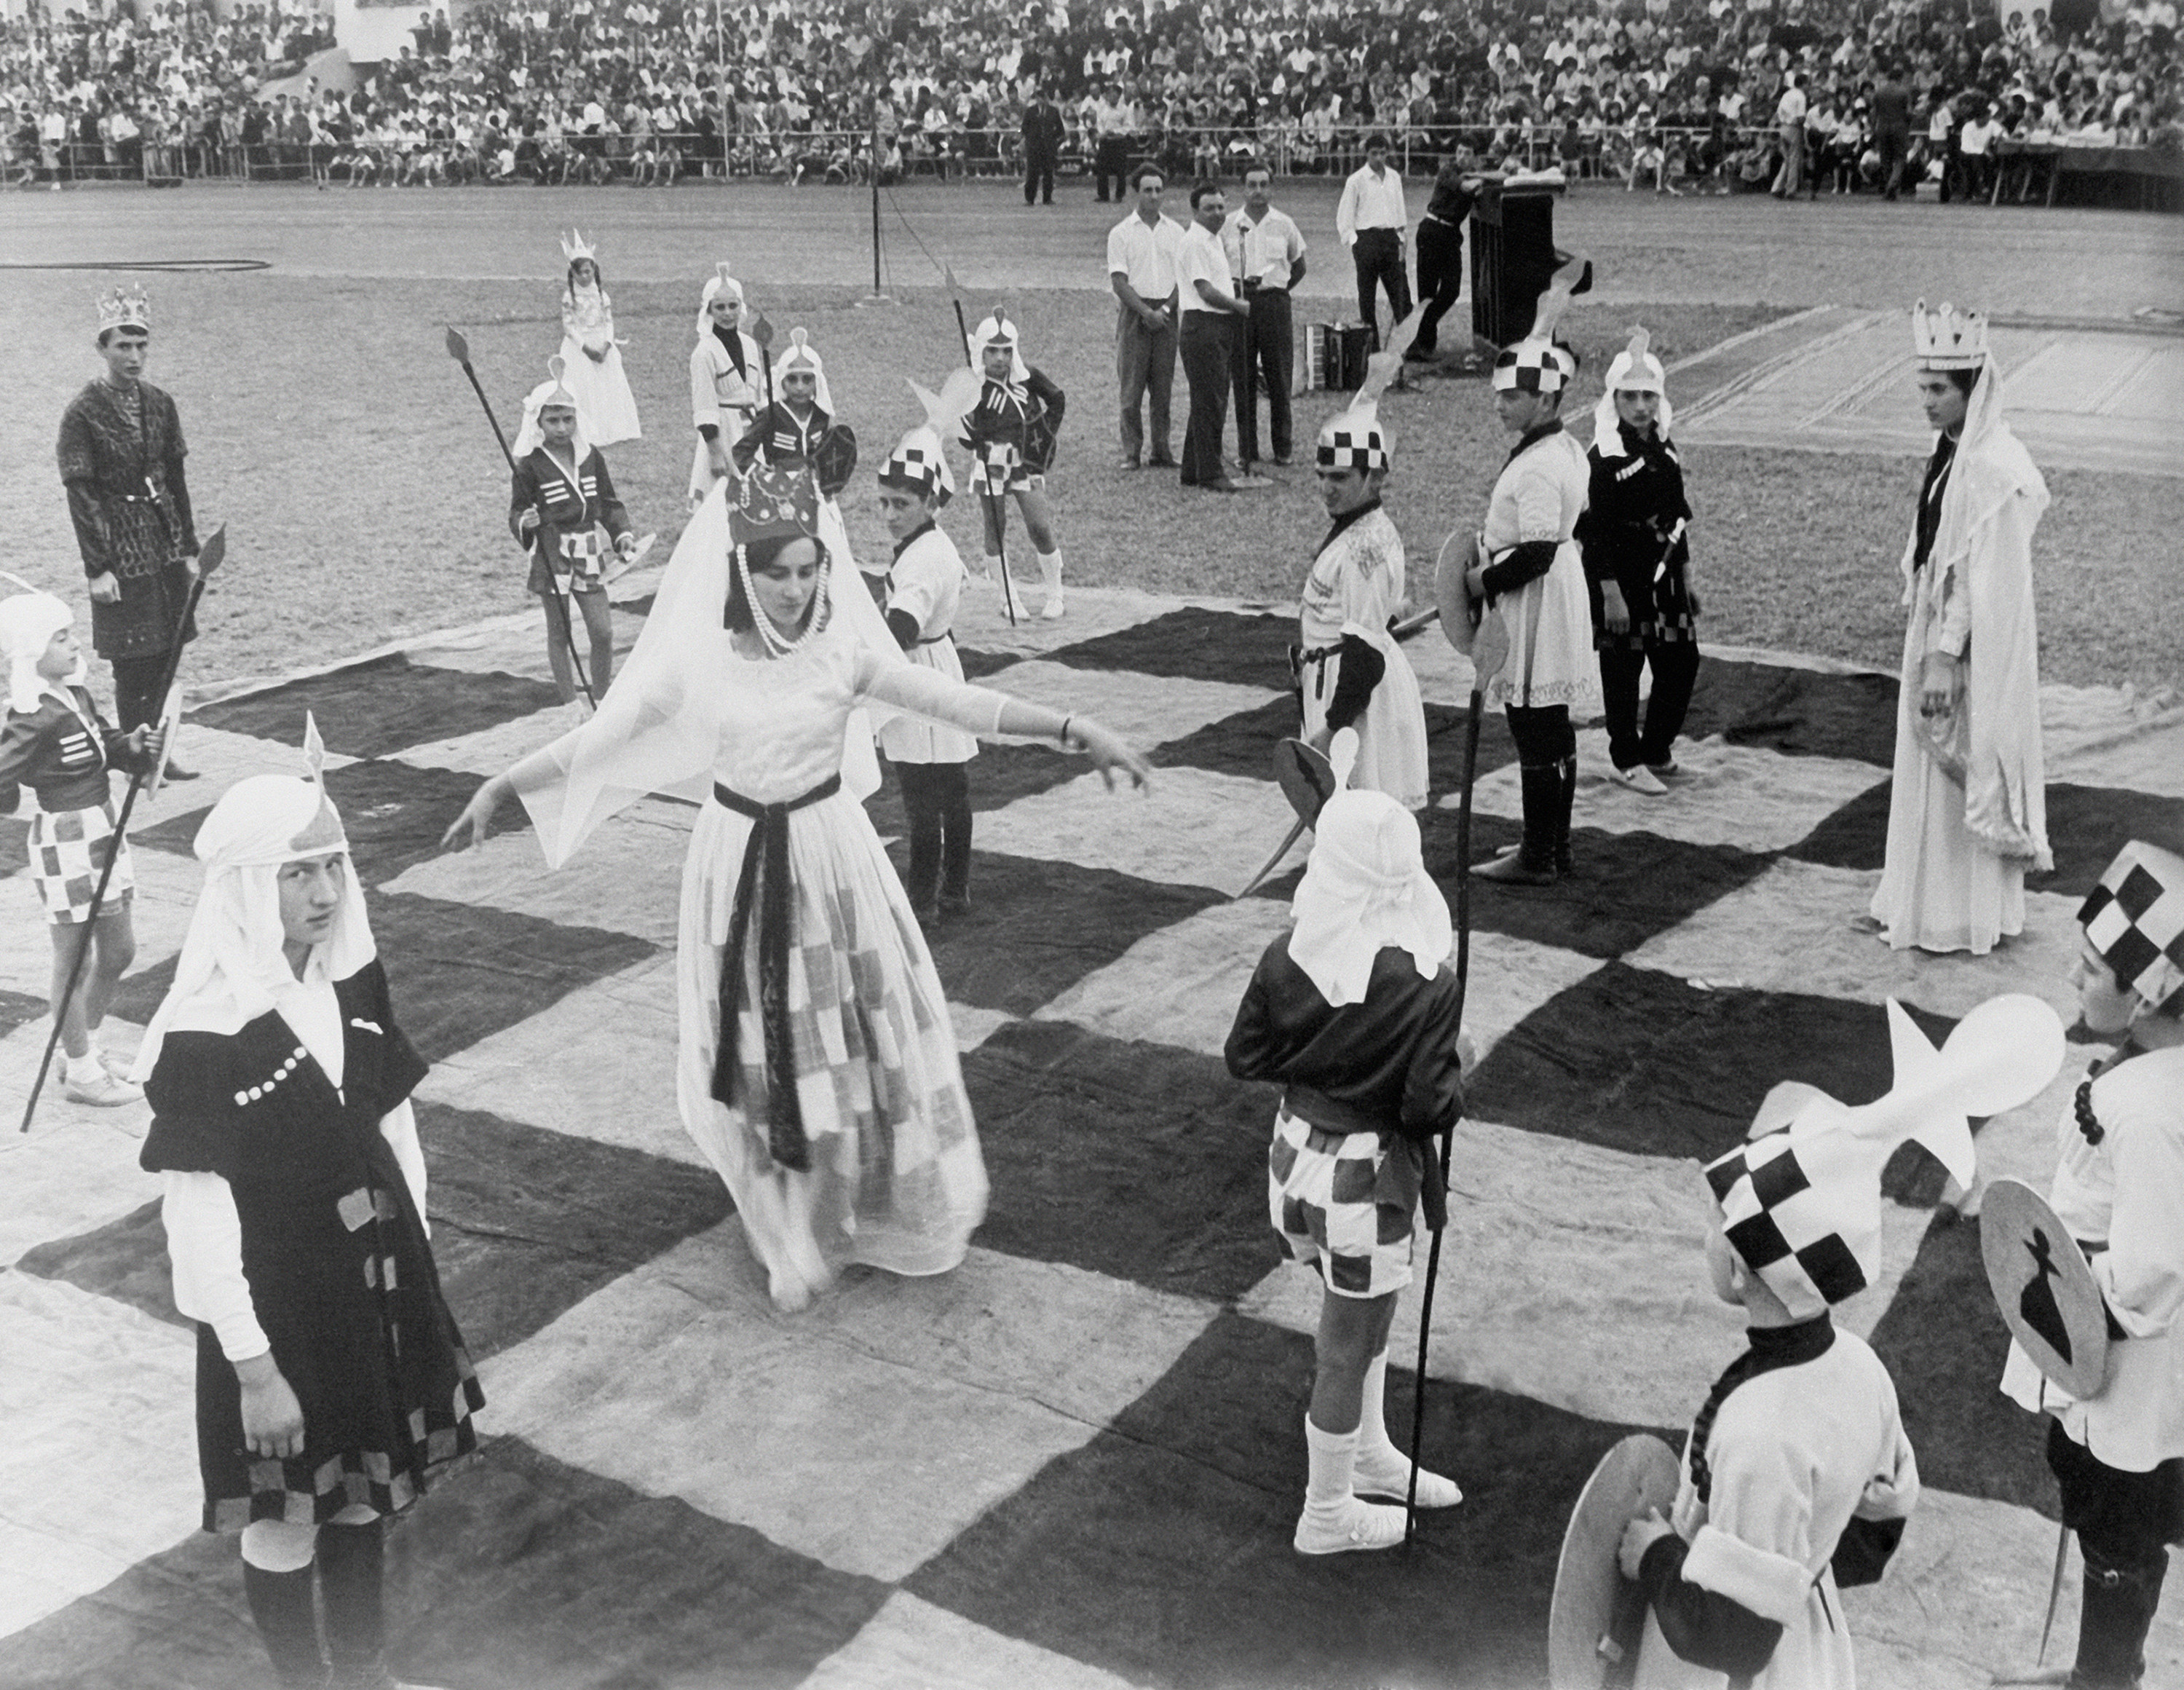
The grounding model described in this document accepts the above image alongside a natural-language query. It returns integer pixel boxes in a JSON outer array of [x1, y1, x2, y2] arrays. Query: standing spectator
[[1223, 162, 1307, 470], [1021, 83, 1064, 205], [1872, 65, 1912, 200], [1177, 179, 1252, 494], [1106, 164, 1182, 472], [1956, 98, 1997, 201], [1336, 133, 1411, 347], [1091, 80, 1133, 202], [1408, 151, 1476, 364], [1927, 89, 1958, 202], [1771, 71, 1808, 197], [55, 287, 201, 773]]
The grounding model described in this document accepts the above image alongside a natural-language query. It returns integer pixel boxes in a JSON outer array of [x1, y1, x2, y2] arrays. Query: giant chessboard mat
[[3, 583, 2181, 1690]]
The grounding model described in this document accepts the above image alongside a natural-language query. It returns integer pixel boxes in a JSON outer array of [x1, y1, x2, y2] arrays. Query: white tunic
[[687, 328, 768, 502], [557, 286, 642, 447], [878, 525, 978, 766], [1297, 504, 1427, 810], [1479, 424, 1598, 714], [2001, 1045, 2184, 1471]]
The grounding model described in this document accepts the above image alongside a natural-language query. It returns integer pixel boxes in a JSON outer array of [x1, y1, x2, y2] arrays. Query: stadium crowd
[[4, 0, 2178, 194]]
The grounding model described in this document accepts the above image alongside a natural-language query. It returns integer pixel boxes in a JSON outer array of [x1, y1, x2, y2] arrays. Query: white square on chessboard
[[950, 584, 1203, 660], [1236, 1113, 1927, 1431], [0, 845, 197, 1002], [389, 700, 586, 779], [977, 765, 1294, 895], [136, 724, 360, 832], [799, 1591, 1145, 1690], [1449, 730, 1886, 855], [981, 658, 1283, 751], [480, 1228, 1218, 1584], [0, 1022, 162, 1268], [1626, 857, 2086, 1023], [1037, 898, 1599, 1067], [0, 1274, 200, 1638], [381, 794, 692, 948]]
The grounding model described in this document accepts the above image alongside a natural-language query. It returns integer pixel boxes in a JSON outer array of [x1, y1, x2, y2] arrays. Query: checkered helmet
[[2080, 840, 2184, 1013], [1316, 400, 1388, 473], [1492, 335, 1578, 395], [1704, 1110, 1878, 1320], [879, 423, 954, 506]]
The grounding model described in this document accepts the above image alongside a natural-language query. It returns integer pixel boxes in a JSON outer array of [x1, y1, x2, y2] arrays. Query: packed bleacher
[[4, 0, 2177, 202]]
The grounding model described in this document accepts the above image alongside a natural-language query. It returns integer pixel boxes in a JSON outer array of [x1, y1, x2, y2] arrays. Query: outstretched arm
[[854, 649, 1152, 791]]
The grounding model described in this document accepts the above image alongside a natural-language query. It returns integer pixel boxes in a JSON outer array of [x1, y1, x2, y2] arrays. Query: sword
[[1234, 815, 1310, 901], [604, 532, 657, 585], [1990, 1520, 2073, 1686]]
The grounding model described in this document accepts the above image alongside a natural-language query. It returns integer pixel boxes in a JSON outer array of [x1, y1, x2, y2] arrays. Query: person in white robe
[[553, 232, 641, 447]]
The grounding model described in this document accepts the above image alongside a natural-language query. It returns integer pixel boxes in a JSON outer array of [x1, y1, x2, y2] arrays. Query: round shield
[[1433, 529, 1481, 658], [1548, 1434, 1682, 1690], [1982, 1177, 2110, 1400], [1272, 738, 1337, 828]]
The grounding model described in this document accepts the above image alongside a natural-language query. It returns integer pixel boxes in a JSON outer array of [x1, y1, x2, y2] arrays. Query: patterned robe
[[57, 378, 199, 660]]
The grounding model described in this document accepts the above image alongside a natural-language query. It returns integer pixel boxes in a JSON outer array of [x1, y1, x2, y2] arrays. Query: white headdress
[[879, 368, 981, 506], [130, 718, 376, 1082], [513, 355, 587, 458], [1286, 730, 1452, 1007], [1591, 325, 1673, 450], [1704, 995, 2063, 1319], [1912, 299, 1988, 371], [558, 228, 599, 264], [0, 589, 82, 715], [775, 326, 836, 412], [969, 311, 1031, 387], [697, 264, 746, 336], [1315, 309, 1419, 475]]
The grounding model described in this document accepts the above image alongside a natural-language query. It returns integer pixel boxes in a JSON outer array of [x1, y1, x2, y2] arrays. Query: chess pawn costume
[[57, 285, 199, 734], [136, 768, 481, 1690], [1580, 328, 1700, 788], [960, 312, 1069, 619], [554, 231, 641, 448], [1999, 842, 2184, 1690], [1470, 304, 1596, 883], [731, 328, 865, 597], [1870, 301, 2050, 956], [688, 266, 768, 507], [1634, 994, 2062, 1689], [1224, 734, 1466, 1555], [1298, 382, 1428, 811], [510, 358, 631, 703], [878, 379, 980, 920]]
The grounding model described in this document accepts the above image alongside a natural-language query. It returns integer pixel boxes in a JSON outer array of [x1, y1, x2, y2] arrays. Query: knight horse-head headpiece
[[879, 368, 982, 506], [1316, 307, 1422, 475]]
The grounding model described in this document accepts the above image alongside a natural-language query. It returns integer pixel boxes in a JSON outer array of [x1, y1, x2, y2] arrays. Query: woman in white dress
[[444, 463, 1150, 1311], [555, 232, 642, 447]]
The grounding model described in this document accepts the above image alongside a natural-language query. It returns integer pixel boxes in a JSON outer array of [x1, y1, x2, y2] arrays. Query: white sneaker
[[1607, 762, 1669, 795], [1294, 1495, 1406, 1555], [1353, 1445, 1464, 1509], [1040, 590, 1066, 620], [62, 1062, 143, 1107]]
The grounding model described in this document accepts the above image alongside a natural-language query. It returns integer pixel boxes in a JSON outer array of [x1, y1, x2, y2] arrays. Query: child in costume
[[137, 760, 482, 1690], [959, 312, 1069, 620], [510, 356, 635, 705], [688, 265, 768, 508], [732, 328, 867, 600], [1619, 992, 2064, 1689], [1297, 355, 1428, 812], [0, 588, 163, 1106], [1224, 732, 1468, 1555], [1998, 840, 2184, 1690], [876, 372, 983, 925], [554, 232, 641, 447]]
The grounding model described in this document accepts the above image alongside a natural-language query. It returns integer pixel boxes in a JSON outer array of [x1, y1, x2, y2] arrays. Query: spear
[[20, 526, 227, 1133], [443, 326, 596, 708], [946, 266, 1019, 628]]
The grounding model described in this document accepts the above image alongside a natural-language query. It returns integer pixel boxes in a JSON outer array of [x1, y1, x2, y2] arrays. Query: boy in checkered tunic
[[0, 589, 163, 1106], [1618, 994, 2063, 1689], [1224, 730, 1468, 1555], [1998, 840, 2184, 1690], [960, 312, 1069, 620]]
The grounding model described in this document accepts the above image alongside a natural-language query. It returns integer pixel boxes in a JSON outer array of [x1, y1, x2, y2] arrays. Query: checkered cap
[[1315, 417, 1388, 473], [1492, 336, 1575, 395], [878, 424, 954, 505], [2080, 840, 2184, 1012], [1703, 1121, 1875, 1321]]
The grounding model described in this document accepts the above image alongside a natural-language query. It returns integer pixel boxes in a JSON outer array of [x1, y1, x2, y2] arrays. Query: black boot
[[1552, 754, 1578, 876], [320, 1520, 399, 1690], [244, 1560, 327, 1690], [1477, 762, 1562, 883], [2070, 1548, 2167, 1689]]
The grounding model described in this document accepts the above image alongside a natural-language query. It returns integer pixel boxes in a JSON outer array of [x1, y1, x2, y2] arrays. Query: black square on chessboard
[[953, 644, 1021, 680], [191, 655, 563, 760], [1038, 604, 1298, 688], [2038, 784, 2184, 898], [1679, 658, 1900, 766]]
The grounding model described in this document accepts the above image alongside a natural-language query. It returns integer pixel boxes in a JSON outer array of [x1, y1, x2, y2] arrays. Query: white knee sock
[[240, 1518, 319, 1573], [1036, 550, 1064, 615], [1352, 1350, 1463, 1507], [1297, 1414, 1404, 1554]]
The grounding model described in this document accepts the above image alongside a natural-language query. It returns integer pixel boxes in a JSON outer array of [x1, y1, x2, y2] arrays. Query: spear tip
[[444, 324, 472, 363], [195, 524, 228, 578]]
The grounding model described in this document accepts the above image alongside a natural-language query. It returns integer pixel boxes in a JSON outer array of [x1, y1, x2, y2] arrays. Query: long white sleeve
[[161, 1171, 269, 1362], [379, 1097, 430, 1239], [852, 647, 1013, 736]]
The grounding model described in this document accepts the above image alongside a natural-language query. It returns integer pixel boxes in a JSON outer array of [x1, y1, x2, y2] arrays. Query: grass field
[[1, 183, 2177, 695]]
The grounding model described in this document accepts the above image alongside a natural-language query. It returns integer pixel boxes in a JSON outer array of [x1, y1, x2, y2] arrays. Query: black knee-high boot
[[1477, 760, 1562, 883], [244, 1560, 327, 1689], [2071, 1547, 2167, 1689], [1553, 754, 1578, 875], [320, 1520, 395, 1690]]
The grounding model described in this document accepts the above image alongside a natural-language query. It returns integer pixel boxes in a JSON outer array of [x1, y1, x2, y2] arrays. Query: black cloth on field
[[57, 377, 199, 661], [0, 686, 151, 813], [138, 961, 483, 1531], [1226, 941, 1466, 1231], [1578, 420, 1696, 646]]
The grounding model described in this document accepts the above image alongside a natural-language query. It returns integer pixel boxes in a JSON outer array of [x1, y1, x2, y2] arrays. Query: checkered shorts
[[1267, 1108, 1419, 1299], [29, 802, 134, 926]]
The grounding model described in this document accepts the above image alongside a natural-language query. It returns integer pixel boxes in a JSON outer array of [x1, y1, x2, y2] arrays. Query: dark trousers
[[1350, 229, 1411, 341], [1115, 300, 1176, 464], [1024, 149, 1055, 204], [2049, 1422, 2182, 1690], [1599, 640, 1701, 771], [1093, 136, 1129, 202], [1877, 127, 1908, 198], [109, 653, 167, 733], [1233, 288, 1294, 465], [1412, 218, 1463, 357], [1179, 310, 1239, 486], [895, 759, 972, 907]]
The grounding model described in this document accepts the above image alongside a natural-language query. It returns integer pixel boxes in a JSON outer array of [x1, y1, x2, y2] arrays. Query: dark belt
[[708, 773, 842, 1171]]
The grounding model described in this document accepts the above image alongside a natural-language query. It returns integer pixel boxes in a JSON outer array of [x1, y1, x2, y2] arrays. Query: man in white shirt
[[1335, 133, 1411, 347], [1092, 84, 1135, 202], [1223, 162, 1308, 470], [1106, 165, 1184, 470], [1770, 72, 1808, 196], [1955, 98, 1997, 200], [1176, 179, 1255, 494]]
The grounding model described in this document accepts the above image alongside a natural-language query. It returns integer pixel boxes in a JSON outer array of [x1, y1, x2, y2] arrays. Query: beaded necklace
[[735, 542, 829, 659]]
